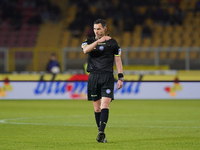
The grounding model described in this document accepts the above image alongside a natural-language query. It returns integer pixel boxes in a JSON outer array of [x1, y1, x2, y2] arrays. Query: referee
[[81, 19, 124, 143]]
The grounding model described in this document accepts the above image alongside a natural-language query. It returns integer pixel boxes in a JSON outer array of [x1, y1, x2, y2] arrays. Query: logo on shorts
[[99, 46, 104, 51], [91, 95, 97, 97], [106, 89, 111, 94]]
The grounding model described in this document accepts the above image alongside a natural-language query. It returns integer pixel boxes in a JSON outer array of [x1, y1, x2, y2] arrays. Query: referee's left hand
[[117, 80, 123, 90]]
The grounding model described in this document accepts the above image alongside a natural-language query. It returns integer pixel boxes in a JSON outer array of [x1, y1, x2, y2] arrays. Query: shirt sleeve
[[81, 39, 88, 49], [113, 40, 121, 56]]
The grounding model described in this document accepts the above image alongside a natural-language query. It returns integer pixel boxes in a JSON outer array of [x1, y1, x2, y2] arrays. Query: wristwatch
[[118, 77, 124, 81], [118, 73, 124, 81]]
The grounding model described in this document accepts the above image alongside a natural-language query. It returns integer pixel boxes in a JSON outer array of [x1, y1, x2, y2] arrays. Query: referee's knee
[[94, 107, 101, 112]]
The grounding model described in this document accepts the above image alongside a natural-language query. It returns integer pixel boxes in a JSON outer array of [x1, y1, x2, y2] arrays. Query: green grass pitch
[[0, 100, 200, 150]]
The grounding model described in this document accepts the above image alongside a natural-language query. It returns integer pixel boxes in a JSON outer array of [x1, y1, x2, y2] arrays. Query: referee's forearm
[[115, 57, 123, 74], [83, 41, 98, 54]]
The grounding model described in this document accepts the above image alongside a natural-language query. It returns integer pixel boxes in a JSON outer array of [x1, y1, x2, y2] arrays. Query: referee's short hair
[[94, 19, 107, 28]]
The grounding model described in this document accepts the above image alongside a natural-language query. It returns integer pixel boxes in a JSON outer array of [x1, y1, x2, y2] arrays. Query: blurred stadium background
[[0, 0, 200, 80], [0, 1, 199, 148]]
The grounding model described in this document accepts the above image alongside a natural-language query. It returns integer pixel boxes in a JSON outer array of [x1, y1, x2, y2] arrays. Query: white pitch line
[[0, 121, 95, 127], [0, 116, 200, 128], [0, 120, 5, 123]]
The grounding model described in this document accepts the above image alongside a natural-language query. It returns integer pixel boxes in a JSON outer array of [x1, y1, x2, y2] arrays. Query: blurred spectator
[[121, 4, 133, 20], [86, 27, 94, 38], [40, 6, 50, 23], [141, 23, 152, 38], [37, 0, 51, 9], [11, 9, 22, 30], [28, 12, 42, 25], [110, 1, 121, 29], [84, 9, 96, 26], [162, 8, 171, 25], [112, 12, 121, 35], [77, 0, 89, 11], [49, 2, 61, 24], [194, 0, 200, 16], [0, 0, 61, 27], [1, 2, 15, 23], [144, 7, 156, 20], [95, 0, 110, 10], [168, 0, 180, 7], [170, 7, 185, 25], [46, 53, 60, 73], [22, 0, 36, 9], [155, 7, 165, 24], [133, 9, 144, 25], [68, 0, 186, 33], [123, 18, 134, 32], [69, 17, 82, 37]]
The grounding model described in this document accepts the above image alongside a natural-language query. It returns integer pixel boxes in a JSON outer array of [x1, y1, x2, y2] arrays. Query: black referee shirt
[[81, 37, 121, 73]]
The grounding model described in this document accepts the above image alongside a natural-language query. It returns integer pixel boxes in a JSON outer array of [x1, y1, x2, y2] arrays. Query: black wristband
[[118, 73, 123, 78], [118, 73, 124, 81]]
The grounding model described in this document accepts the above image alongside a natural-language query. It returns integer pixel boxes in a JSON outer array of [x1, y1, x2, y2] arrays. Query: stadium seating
[[36, 22, 63, 47], [61, 31, 71, 47], [1, 0, 200, 71], [179, 51, 186, 60], [1, 0, 199, 50], [0, 25, 39, 48], [121, 32, 131, 47], [40, 0, 200, 70], [129, 51, 137, 59], [58, 0, 200, 62], [69, 38, 80, 47], [68, 51, 77, 59]]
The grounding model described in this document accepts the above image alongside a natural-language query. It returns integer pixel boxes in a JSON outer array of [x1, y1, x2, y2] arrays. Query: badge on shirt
[[99, 46, 104, 51], [118, 48, 121, 55], [81, 42, 87, 48]]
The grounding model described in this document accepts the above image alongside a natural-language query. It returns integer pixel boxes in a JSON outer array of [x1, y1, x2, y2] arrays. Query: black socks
[[99, 108, 109, 132], [94, 112, 101, 128], [95, 109, 109, 132]]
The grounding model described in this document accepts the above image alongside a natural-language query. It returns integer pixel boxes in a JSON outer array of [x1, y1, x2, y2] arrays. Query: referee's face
[[93, 23, 106, 39]]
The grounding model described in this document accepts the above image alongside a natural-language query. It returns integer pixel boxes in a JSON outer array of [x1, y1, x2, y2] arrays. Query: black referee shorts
[[87, 72, 114, 101]]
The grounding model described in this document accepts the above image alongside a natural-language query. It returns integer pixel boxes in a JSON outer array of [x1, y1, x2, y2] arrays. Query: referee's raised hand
[[97, 36, 111, 43]]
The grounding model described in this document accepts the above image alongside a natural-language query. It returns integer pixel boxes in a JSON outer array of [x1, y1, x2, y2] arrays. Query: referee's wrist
[[96, 40, 100, 44], [118, 73, 124, 81]]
